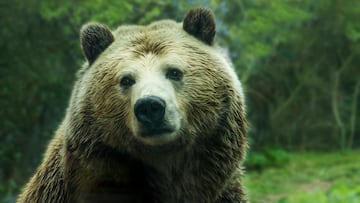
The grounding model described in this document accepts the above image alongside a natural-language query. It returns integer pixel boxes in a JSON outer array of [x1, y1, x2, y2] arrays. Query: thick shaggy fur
[[17, 8, 248, 203]]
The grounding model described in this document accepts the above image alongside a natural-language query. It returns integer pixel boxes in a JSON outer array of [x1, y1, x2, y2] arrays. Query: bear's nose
[[134, 96, 166, 127]]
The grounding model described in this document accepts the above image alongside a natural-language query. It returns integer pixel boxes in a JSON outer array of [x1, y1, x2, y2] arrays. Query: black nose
[[134, 96, 166, 127]]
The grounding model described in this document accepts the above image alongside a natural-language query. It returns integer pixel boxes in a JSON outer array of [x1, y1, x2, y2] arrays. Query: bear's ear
[[183, 7, 216, 45], [80, 23, 114, 64]]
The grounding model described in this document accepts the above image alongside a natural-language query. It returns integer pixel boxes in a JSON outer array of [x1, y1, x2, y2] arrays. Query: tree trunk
[[348, 81, 360, 149]]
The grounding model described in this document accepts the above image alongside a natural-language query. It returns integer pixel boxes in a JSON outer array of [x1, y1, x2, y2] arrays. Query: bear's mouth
[[134, 125, 179, 146], [140, 127, 174, 137]]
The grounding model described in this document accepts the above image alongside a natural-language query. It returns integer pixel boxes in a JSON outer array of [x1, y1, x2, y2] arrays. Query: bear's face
[[116, 49, 185, 146], [72, 8, 242, 158]]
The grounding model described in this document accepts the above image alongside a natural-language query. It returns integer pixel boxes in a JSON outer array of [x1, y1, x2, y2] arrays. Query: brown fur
[[80, 23, 114, 64], [183, 7, 216, 45], [17, 8, 248, 203]]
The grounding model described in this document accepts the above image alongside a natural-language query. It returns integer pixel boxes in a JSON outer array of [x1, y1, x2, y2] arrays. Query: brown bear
[[17, 7, 248, 203]]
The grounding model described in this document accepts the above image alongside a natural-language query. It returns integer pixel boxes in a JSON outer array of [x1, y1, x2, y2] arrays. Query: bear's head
[[65, 8, 245, 162]]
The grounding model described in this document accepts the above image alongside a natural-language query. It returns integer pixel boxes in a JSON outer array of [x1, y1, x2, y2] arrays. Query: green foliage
[[330, 184, 360, 203], [280, 189, 328, 203], [280, 184, 360, 203], [246, 150, 360, 203], [243, 0, 360, 151], [217, 0, 314, 80], [245, 148, 291, 170], [39, 1, 175, 29]]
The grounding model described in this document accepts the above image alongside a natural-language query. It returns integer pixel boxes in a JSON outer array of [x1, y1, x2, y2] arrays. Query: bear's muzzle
[[134, 96, 166, 132]]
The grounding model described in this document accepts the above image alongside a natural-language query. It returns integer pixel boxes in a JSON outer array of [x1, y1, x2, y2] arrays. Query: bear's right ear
[[80, 23, 114, 64]]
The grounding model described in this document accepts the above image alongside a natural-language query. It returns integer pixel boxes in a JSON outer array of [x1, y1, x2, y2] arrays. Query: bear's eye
[[120, 76, 135, 88], [166, 67, 183, 81]]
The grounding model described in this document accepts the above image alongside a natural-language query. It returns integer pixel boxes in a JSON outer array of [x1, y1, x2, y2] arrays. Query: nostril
[[134, 96, 166, 127], [150, 100, 163, 113]]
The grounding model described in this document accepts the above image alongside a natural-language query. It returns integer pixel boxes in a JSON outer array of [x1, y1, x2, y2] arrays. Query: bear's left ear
[[80, 23, 114, 64], [183, 7, 216, 45]]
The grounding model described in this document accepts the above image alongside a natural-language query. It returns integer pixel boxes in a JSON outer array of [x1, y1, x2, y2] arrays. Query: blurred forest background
[[0, 0, 359, 202]]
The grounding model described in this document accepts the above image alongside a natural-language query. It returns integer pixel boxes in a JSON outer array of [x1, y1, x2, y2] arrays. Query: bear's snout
[[134, 96, 166, 129]]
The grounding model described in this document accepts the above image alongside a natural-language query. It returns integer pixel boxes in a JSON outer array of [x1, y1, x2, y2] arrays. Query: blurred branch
[[349, 80, 360, 148], [332, 70, 346, 150], [270, 82, 305, 123], [331, 53, 355, 151]]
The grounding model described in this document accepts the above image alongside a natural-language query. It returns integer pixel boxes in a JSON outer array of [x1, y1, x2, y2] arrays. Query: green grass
[[245, 150, 360, 203]]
